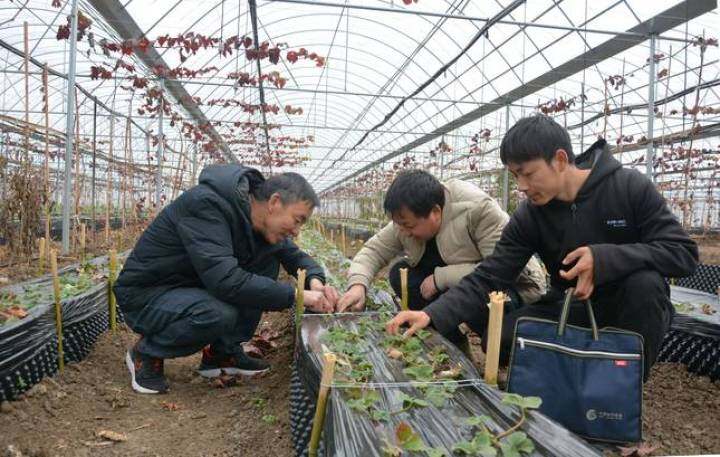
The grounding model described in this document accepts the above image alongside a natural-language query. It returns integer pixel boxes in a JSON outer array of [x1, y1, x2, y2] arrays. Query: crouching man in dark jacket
[[387, 115, 698, 380], [115, 165, 338, 394]]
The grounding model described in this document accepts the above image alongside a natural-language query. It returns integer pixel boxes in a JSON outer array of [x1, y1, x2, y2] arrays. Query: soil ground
[[0, 311, 295, 457]]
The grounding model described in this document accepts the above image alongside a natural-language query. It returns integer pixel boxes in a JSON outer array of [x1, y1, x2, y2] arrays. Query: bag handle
[[557, 288, 599, 340]]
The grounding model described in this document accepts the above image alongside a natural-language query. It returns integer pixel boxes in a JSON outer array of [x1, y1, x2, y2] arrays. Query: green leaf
[[415, 328, 431, 340], [426, 448, 447, 457], [397, 392, 429, 410], [499, 432, 534, 457], [501, 393, 542, 410], [370, 408, 391, 423], [403, 364, 434, 381], [261, 414, 276, 424], [465, 415, 492, 428], [424, 385, 456, 407], [453, 431, 496, 456]]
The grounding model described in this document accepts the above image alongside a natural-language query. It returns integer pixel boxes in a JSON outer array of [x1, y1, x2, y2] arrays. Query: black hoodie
[[115, 164, 325, 312], [424, 139, 698, 336]]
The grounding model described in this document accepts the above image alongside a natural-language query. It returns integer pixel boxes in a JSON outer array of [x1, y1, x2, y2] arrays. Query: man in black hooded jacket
[[115, 164, 338, 394], [387, 115, 698, 380]]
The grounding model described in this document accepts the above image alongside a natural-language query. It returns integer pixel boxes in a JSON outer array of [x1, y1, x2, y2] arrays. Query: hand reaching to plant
[[310, 278, 339, 307], [336, 284, 366, 313], [386, 310, 431, 338], [303, 290, 333, 313], [419, 274, 438, 300]]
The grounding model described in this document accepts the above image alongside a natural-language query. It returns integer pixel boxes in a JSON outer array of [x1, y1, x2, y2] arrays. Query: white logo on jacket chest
[[605, 219, 627, 228]]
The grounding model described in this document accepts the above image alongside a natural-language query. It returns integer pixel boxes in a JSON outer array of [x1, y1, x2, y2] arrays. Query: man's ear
[[268, 193, 283, 213], [553, 148, 570, 171]]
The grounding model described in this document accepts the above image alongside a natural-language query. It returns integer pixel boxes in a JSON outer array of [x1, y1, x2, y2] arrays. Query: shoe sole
[[125, 351, 166, 394], [197, 367, 270, 378]]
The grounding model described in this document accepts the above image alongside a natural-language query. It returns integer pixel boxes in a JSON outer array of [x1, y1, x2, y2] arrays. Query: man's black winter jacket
[[424, 139, 698, 335], [115, 164, 325, 312]]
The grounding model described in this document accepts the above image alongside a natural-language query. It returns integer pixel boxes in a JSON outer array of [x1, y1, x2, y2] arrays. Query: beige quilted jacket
[[346, 179, 546, 305]]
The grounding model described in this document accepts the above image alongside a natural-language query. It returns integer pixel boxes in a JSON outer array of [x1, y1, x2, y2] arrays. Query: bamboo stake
[[50, 249, 64, 372], [308, 353, 337, 457], [340, 225, 346, 256], [38, 237, 46, 275], [295, 269, 306, 331], [484, 291, 508, 386], [400, 267, 409, 311], [108, 249, 118, 332], [79, 223, 86, 261]]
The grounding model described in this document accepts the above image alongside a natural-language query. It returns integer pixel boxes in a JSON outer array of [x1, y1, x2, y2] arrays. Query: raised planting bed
[[0, 252, 126, 401], [291, 311, 601, 457]]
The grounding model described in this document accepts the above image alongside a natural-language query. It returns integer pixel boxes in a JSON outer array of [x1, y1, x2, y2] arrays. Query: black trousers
[[116, 257, 284, 360], [499, 269, 672, 381], [389, 260, 523, 343], [119, 287, 262, 359]]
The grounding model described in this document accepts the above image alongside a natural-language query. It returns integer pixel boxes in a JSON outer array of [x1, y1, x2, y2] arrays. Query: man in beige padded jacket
[[337, 169, 546, 344]]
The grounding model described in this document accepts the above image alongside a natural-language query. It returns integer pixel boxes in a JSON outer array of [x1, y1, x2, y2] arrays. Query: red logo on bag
[[614, 360, 628, 367]]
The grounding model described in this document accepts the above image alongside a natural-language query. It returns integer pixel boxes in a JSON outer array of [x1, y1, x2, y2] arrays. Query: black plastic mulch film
[[0, 253, 128, 401], [675, 263, 720, 295], [293, 311, 603, 457]]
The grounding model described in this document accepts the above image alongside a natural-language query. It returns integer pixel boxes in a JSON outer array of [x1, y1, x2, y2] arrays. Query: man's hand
[[420, 274, 438, 300], [385, 310, 431, 338], [303, 290, 333, 313], [310, 278, 340, 307], [559, 246, 595, 300], [336, 284, 366, 313]]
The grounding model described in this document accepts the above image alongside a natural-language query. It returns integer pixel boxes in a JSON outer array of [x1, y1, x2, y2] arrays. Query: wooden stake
[[400, 268, 409, 311], [340, 225, 347, 256], [50, 249, 64, 372], [79, 223, 86, 261], [308, 353, 337, 457], [295, 269, 306, 330], [36, 237, 45, 274], [108, 249, 118, 332], [484, 291, 508, 386]]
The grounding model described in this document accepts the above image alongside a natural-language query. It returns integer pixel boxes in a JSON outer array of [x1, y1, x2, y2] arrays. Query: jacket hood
[[574, 138, 622, 198], [198, 164, 265, 218]]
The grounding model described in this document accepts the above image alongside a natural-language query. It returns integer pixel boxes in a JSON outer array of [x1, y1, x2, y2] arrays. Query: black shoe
[[125, 346, 168, 394], [197, 346, 270, 378]]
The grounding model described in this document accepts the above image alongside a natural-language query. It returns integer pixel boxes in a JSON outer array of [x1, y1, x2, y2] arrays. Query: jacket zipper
[[517, 337, 640, 360]]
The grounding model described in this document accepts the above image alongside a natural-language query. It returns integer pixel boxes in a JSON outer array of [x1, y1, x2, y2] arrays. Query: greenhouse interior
[[0, 0, 719, 456]]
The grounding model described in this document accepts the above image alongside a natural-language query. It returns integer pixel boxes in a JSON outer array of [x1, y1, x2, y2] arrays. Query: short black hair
[[500, 114, 575, 165], [383, 169, 444, 218], [252, 172, 320, 208]]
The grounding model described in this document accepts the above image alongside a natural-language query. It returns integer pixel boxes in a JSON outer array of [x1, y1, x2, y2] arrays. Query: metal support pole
[[439, 138, 445, 180], [155, 85, 164, 210], [192, 142, 198, 185], [502, 104, 510, 211], [91, 98, 97, 242], [62, 0, 79, 254], [580, 82, 585, 154], [646, 34, 657, 182]]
